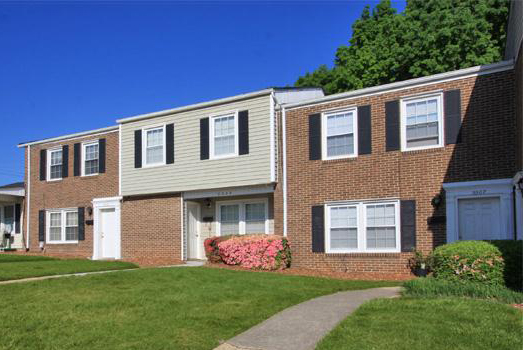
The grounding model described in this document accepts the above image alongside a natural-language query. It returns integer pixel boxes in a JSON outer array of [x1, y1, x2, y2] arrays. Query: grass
[[0, 267, 398, 350], [403, 278, 523, 304], [316, 298, 523, 350], [0, 255, 137, 281]]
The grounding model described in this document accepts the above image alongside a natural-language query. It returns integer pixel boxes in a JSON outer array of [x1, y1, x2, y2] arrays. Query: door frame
[[92, 197, 122, 260], [186, 201, 202, 260], [443, 179, 513, 242]]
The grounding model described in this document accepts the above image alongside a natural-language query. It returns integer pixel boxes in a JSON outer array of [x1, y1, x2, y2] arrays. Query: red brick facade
[[25, 130, 119, 257], [284, 69, 517, 276]]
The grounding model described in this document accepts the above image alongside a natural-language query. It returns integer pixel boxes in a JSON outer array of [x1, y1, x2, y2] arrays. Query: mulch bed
[[205, 262, 414, 281]]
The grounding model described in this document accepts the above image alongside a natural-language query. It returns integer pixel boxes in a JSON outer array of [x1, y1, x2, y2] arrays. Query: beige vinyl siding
[[121, 94, 273, 195]]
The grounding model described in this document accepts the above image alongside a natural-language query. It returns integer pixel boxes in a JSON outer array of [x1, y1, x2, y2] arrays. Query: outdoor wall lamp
[[87, 206, 93, 217], [205, 198, 212, 208], [431, 194, 442, 209]]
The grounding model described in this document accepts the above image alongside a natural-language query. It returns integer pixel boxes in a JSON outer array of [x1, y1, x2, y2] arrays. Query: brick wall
[[285, 70, 516, 276], [25, 130, 119, 257], [121, 193, 182, 265]]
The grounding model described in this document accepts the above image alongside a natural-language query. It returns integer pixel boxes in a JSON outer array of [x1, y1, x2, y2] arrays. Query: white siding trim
[[118, 124, 122, 197], [18, 126, 118, 148], [26, 145, 31, 250], [270, 93, 276, 182], [282, 107, 288, 236]]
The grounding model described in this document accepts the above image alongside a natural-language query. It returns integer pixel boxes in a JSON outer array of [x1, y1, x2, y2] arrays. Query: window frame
[[321, 107, 358, 160], [47, 148, 63, 182], [81, 140, 100, 177], [216, 198, 269, 236], [142, 124, 167, 167], [46, 208, 79, 244], [209, 111, 239, 160], [325, 200, 400, 253], [400, 92, 444, 152]]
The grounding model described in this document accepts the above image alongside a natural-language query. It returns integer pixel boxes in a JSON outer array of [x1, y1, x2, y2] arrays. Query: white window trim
[[442, 179, 515, 242], [400, 92, 444, 152], [209, 111, 239, 160], [321, 107, 358, 160], [215, 198, 269, 236], [47, 148, 63, 182], [325, 199, 401, 253], [0, 204, 15, 235], [81, 140, 99, 177], [142, 124, 166, 168], [46, 208, 79, 244]]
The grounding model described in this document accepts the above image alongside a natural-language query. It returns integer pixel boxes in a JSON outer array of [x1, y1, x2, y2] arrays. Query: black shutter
[[78, 207, 85, 241], [73, 143, 81, 176], [385, 100, 400, 151], [358, 105, 372, 155], [62, 145, 69, 178], [99, 138, 106, 173], [39, 149, 46, 181], [200, 118, 209, 160], [15, 204, 21, 234], [134, 130, 142, 168], [400, 200, 416, 252], [165, 124, 175, 164], [311, 205, 325, 253], [239, 110, 249, 155], [38, 210, 45, 242], [444, 89, 462, 144], [309, 113, 322, 160]]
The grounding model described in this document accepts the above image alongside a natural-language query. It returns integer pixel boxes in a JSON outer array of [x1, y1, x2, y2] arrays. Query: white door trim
[[92, 196, 122, 260], [443, 179, 513, 242]]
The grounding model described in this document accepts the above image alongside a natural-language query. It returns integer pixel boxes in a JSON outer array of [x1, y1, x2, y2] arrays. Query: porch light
[[431, 194, 442, 208], [87, 206, 93, 217], [205, 198, 212, 208], [518, 179, 523, 192]]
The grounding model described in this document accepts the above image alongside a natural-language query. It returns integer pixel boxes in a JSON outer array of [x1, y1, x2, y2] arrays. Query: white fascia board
[[18, 125, 119, 148]]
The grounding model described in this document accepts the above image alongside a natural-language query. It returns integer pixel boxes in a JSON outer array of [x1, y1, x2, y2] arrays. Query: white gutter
[[269, 92, 276, 182], [26, 145, 31, 250], [18, 125, 119, 148], [117, 89, 274, 124], [284, 60, 514, 111], [282, 106, 288, 237]]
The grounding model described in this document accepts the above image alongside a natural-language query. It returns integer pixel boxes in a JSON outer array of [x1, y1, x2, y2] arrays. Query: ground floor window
[[47, 209, 79, 243], [217, 200, 268, 235], [0, 205, 15, 234], [325, 200, 400, 253]]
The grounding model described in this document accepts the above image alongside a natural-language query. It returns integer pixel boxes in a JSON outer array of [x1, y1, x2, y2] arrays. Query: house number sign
[[472, 189, 487, 195], [216, 191, 233, 197]]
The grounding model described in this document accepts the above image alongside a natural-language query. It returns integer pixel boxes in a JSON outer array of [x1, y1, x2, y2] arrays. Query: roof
[[18, 125, 119, 148], [283, 60, 514, 110], [0, 182, 24, 190]]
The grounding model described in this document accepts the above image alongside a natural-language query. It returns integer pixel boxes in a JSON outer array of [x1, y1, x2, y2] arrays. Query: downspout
[[513, 186, 517, 240], [282, 106, 288, 237], [26, 145, 31, 251]]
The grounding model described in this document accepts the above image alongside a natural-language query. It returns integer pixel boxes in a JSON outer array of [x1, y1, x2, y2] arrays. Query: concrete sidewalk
[[216, 286, 401, 350]]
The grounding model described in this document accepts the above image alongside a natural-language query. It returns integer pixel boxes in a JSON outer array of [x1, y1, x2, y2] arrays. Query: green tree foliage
[[295, 0, 510, 95]]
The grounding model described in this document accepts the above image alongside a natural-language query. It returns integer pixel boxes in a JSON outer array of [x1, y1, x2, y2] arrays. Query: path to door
[[215, 286, 401, 350]]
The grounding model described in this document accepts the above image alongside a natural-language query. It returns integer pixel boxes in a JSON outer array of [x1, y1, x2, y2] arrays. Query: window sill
[[46, 241, 79, 245], [209, 154, 239, 161], [322, 252, 402, 258], [321, 156, 359, 164], [46, 179, 63, 183], [141, 163, 168, 169], [401, 145, 444, 155], [81, 173, 99, 178]]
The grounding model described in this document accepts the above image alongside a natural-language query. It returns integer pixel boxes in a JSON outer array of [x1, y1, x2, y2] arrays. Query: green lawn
[[316, 298, 523, 350], [0, 254, 137, 281], [0, 267, 397, 350]]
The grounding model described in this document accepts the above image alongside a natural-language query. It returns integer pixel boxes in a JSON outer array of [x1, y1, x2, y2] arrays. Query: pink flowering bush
[[204, 235, 237, 263], [216, 234, 291, 270]]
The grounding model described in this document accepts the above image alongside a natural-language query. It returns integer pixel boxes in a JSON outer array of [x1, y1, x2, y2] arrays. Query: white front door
[[458, 197, 502, 240], [187, 202, 202, 260], [100, 208, 118, 259]]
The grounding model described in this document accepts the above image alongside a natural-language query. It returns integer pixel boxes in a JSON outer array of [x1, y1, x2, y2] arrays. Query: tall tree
[[295, 0, 509, 95]]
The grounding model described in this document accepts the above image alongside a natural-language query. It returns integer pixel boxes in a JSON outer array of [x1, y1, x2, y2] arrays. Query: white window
[[47, 149, 63, 181], [143, 126, 165, 166], [322, 108, 358, 159], [401, 93, 443, 151], [217, 199, 268, 235], [47, 209, 78, 243], [211, 113, 238, 158], [326, 200, 400, 253], [82, 141, 99, 176]]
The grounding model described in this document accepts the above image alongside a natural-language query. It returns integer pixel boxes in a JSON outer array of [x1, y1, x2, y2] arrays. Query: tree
[[295, 0, 509, 95]]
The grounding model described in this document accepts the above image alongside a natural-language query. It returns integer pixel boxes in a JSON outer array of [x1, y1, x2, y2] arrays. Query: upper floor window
[[47, 149, 63, 181], [401, 93, 443, 151], [211, 113, 238, 158], [143, 126, 165, 166], [325, 200, 400, 253], [322, 108, 357, 159], [47, 209, 78, 244], [82, 141, 99, 176]]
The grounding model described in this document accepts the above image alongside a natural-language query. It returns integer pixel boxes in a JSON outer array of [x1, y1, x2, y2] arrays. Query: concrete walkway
[[216, 286, 401, 350]]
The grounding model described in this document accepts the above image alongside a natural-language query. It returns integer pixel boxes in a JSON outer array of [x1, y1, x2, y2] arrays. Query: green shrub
[[403, 277, 523, 304], [487, 240, 523, 291], [432, 241, 504, 286]]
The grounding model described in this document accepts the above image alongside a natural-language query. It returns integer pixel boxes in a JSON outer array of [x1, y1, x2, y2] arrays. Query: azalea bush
[[215, 234, 291, 270], [432, 241, 504, 286], [204, 235, 236, 263]]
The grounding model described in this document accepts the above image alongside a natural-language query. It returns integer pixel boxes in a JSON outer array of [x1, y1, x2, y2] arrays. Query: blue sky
[[0, 0, 406, 184]]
